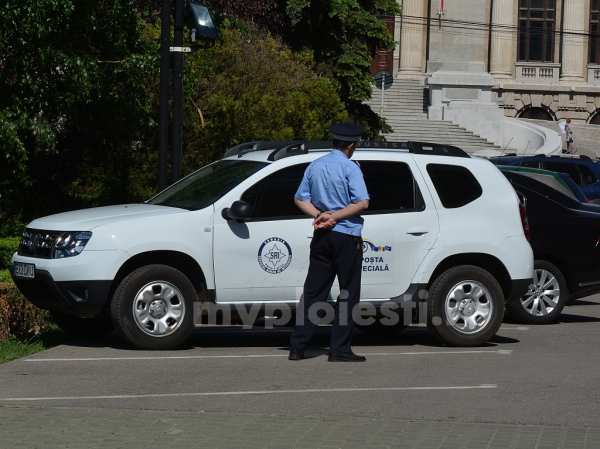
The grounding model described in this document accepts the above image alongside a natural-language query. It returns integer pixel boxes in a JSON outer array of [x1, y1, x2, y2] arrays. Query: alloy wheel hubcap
[[521, 269, 560, 316], [445, 280, 493, 334], [132, 281, 186, 337]]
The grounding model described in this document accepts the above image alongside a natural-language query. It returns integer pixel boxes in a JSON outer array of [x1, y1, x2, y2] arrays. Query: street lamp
[[158, 0, 219, 191]]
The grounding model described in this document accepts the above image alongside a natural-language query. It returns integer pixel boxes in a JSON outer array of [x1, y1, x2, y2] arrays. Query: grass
[[0, 328, 73, 365], [0, 269, 12, 283]]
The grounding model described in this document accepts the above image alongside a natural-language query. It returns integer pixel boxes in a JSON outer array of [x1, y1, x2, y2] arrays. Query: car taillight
[[519, 203, 530, 241]]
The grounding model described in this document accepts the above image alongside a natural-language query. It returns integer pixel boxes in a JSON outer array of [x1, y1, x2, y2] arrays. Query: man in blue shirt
[[289, 123, 370, 362]]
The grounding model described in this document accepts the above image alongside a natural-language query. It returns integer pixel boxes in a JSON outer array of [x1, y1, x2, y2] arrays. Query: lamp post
[[158, 1, 219, 191]]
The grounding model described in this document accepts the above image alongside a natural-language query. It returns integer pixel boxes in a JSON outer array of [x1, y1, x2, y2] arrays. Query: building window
[[518, 107, 554, 121], [518, 0, 555, 62], [591, 0, 600, 64], [590, 111, 600, 125]]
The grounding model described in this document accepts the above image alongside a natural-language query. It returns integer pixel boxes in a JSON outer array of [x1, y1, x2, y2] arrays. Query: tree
[[202, 1, 401, 135], [0, 0, 156, 233], [180, 23, 349, 171]]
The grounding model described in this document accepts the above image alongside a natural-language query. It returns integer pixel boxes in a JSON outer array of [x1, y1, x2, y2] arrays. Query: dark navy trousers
[[289, 229, 362, 354]]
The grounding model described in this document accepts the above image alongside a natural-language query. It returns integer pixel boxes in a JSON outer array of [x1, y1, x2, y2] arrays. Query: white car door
[[331, 158, 440, 301], [213, 163, 312, 304]]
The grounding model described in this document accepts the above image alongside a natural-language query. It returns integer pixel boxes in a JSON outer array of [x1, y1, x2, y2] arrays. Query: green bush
[[0, 237, 20, 270], [0, 270, 12, 283], [0, 283, 53, 342]]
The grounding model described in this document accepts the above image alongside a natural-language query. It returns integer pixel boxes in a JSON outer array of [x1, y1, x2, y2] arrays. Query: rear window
[[426, 164, 483, 208]]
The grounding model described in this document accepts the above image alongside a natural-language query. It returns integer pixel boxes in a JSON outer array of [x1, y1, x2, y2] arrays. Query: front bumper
[[11, 249, 129, 317], [12, 268, 112, 317]]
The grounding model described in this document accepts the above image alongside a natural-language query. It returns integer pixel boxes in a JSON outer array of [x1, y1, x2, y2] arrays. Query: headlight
[[54, 232, 93, 258]]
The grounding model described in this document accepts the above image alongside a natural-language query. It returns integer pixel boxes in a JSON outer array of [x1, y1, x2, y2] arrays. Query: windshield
[[146, 160, 269, 210]]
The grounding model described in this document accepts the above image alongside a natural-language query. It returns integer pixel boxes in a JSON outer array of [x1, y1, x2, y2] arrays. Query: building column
[[560, 0, 586, 82], [489, 0, 514, 78], [398, 0, 426, 76]]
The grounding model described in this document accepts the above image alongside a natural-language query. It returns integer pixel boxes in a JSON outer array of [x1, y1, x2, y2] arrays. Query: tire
[[50, 311, 114, 338], [427, 265, 505, 347], [506, 260, 568, 325], [110, 264, 196, 350]]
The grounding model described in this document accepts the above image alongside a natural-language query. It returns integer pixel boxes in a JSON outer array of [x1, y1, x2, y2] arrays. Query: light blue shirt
[[295, 150, 369, 236]]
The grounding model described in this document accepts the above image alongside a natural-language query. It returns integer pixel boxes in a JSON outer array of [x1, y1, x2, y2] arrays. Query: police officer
[[289, 122, 370, 362]]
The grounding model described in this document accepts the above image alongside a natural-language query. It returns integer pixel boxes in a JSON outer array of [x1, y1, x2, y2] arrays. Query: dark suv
[[489, 154, 600, 200], [502, 170, 600, 324]]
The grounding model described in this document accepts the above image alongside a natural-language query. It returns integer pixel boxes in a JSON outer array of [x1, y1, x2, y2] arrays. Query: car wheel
[[111, 264, 196, 350], [427, 265, 504, 347], [506, 260, 568, 325], [50, 311, 114, 338]]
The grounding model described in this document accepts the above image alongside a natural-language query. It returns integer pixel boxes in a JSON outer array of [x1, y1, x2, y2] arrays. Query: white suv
[[11, 140, 533, 349]]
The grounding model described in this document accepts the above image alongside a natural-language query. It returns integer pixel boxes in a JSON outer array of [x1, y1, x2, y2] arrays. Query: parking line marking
[[24, 349, 511, 362], [500, 326, 530, 330], [0, 384, 497, 402]]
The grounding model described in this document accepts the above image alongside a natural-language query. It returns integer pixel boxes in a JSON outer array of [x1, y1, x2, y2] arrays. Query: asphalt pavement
[[2, 295, 600, 449]]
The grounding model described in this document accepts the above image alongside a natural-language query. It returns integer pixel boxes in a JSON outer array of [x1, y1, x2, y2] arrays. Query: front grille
[[18, 229, 61, 259]]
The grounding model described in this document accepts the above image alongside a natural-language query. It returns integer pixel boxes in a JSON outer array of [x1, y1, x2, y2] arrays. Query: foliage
[[0, 283, 54, 342], [284, 0, 401, 103], [205, 1, 399, 136], [211, 0, 288, 34], [0, 330, 72, 365], [0, 336, 46, 365], [0, 271, 13, 284], [0, 0, 158, 231], [0, 237, 20, 270], [181, 23, 349, 170]]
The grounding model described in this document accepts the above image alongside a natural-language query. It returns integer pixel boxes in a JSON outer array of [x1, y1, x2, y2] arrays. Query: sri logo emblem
[[258, 237, 292, 274]]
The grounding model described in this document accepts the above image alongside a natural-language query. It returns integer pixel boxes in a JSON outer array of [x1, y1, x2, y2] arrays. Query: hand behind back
[[313, 211, 336, 229]]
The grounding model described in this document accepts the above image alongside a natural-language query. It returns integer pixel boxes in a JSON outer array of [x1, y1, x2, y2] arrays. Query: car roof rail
[[268, 141, 332, 161], [406, 141, 470, 158], [224, 140, 470, 160], [222, 141, 296, 159]]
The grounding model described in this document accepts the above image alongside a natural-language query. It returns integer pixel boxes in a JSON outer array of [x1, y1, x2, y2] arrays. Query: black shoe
[[288, 348, 304, 360], [328, 351, 366, 362]]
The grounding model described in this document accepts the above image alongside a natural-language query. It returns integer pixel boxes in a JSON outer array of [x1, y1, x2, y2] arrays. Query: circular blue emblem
[[258, 237, 292, 274]]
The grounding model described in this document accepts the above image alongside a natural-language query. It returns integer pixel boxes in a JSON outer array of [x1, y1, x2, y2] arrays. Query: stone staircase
[[366, 79, 502, 154]]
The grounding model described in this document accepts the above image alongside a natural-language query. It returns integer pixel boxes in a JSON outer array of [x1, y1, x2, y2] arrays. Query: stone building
[[374, 0, 600, 143]]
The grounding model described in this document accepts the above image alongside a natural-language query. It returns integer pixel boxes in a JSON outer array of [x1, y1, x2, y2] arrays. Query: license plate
[[14, 262, 35, 279]]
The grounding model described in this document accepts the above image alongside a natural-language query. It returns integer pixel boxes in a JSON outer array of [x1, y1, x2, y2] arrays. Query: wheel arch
[[427, 253, 512, 300], [110, 251, 207, 303]]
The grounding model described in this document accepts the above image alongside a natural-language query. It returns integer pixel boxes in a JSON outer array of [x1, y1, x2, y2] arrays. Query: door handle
[[406, 228, 429, 236]]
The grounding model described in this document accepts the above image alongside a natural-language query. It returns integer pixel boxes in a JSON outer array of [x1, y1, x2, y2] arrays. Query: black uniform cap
[[329, 122, 365, 142]]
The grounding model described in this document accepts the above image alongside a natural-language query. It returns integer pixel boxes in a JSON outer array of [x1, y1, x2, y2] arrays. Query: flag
[[441, 0, 445, 12]]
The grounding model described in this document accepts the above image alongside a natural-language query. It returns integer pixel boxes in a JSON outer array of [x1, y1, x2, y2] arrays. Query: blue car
[[488, 154, 600, 200]]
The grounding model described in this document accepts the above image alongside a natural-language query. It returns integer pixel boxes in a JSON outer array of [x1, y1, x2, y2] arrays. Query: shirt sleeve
[[294, 165, 312, 202], [347, 164, 370, 203]]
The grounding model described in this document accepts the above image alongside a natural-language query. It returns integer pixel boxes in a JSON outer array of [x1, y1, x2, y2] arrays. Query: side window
[[360, 161, 424, 213], [426, 164, 483, 208], [241, 164, 309, 220], [521, 161, 541, 169], [543, 162, 582, 185], [579, 165, 598, 185]]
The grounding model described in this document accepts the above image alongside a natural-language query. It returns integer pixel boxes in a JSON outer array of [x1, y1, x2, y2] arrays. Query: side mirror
[[221, 200, 252, 222]]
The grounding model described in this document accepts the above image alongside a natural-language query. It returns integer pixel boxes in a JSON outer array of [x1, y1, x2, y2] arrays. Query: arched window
[[590, 111, 600, 125], [518, 107, 554, 121], [518, 0, 556, 62]]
